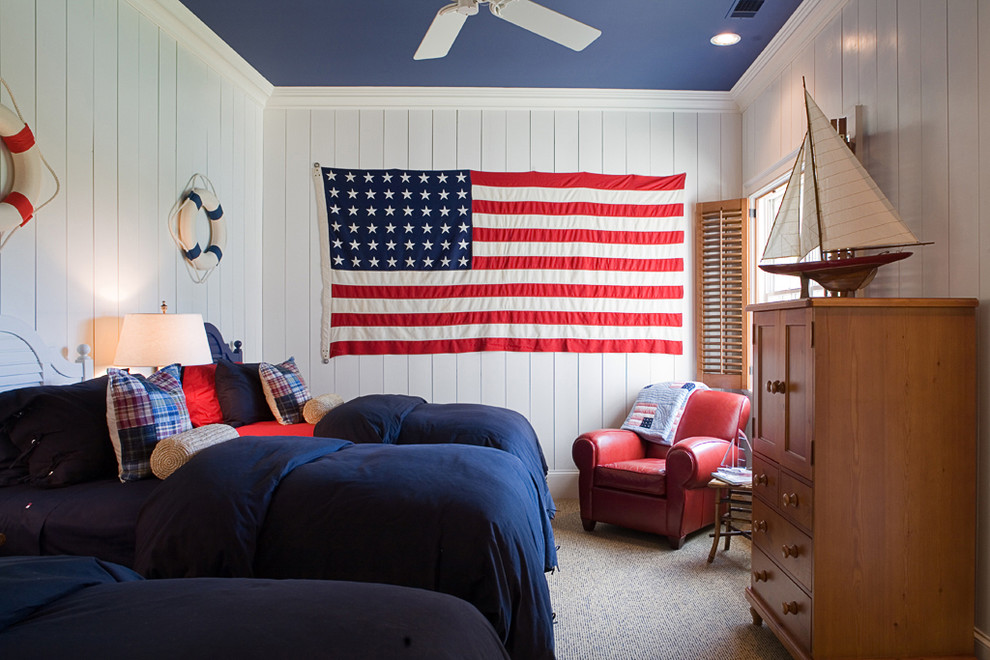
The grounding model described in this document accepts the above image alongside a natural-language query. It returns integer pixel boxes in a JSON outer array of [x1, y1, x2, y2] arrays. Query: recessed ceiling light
[[711, 32, 742, 47]]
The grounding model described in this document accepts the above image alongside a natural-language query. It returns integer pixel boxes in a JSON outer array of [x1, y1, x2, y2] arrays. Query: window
[[752, 181, 821, 302], [694, 199, 750, 390]]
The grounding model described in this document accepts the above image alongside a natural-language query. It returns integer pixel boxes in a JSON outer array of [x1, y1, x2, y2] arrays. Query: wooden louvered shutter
[[695, 199, 751, 391]]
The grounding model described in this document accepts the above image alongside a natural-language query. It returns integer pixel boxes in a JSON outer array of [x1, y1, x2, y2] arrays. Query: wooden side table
[[707, 478, 752, 563]]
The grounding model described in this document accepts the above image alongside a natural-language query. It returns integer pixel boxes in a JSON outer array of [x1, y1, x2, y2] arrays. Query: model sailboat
[[759, 81, 924, 296]]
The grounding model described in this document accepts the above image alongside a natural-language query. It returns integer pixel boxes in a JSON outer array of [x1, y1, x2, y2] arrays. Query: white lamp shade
[[114, 313, 214, 367]]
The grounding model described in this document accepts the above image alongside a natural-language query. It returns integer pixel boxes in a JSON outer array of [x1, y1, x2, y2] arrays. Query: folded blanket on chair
[[620, 381, 708, 444]]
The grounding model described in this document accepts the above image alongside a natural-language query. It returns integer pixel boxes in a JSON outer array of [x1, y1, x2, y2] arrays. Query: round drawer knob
[[782, 492, 799, 507], [781, 601, 800, 615], [753, 520, 767, 533], [781, 544, 800, 559], [755, 474, 769, 486], [752, 569, 769, 582]]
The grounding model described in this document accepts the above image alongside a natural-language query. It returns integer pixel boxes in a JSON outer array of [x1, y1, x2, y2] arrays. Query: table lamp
[[113, 301, 213, 369]]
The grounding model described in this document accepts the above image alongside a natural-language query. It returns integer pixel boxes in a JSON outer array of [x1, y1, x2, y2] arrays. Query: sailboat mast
[[802, 77, 826, 256]]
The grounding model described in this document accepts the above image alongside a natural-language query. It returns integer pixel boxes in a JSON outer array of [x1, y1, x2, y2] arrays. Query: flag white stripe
[[473, 241, 683, 260], [331, 296, 680, 316], [330, 323, 682, 343], [472, 213, 684, 232], [472, 185, 683, 206], [332, 269, 682, 288]]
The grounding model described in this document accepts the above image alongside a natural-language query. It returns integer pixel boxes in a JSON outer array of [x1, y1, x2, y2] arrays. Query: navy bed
[[0, 555, 509, 659], [0, 316, 559, 659]]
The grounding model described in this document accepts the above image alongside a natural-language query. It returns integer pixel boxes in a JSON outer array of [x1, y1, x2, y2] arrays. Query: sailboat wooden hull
[[759, 251, 912, 295]]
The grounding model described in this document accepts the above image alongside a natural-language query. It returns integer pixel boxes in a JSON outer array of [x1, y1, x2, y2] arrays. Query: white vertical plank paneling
[[356, 108, 385, 395], [720, 113, 742, 199], [217, 78, 234, 332], [841, 1, 860, 113], [577, 110, 602, 173], [896, 0, 924, 296], [946, 0, 979, 298], [137, 16, 160, 318], [244, 101, 265, 360], [674, 112, 699, 385], [65, 0, 97, 350], [92, 0, 119, 369], [919, 0, 949, 297], [262, 107, 287, 361], [381, 108, 410, 395], [35, 0, 69, 349], [228, 89, 246, 343], [203, 68, 222, 324], [309, 109, 337, 397], [814, 15, 842, 119], [117, 2, 142, 317], [156, 32, 179, 331], [857, 0, 878, 171], [284, 109, 313, 377]]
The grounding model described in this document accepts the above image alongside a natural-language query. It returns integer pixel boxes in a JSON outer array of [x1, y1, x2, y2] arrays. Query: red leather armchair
[[571, 389, 750, 549]]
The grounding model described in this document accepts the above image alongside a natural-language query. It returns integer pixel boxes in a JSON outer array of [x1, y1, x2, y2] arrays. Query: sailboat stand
[[757, 78, 926, 298]]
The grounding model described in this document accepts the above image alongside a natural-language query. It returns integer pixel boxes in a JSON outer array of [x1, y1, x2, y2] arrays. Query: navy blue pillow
[[214, 361, 275, 427], [0, 376, 116, 487], [312, 394, 425, 444]]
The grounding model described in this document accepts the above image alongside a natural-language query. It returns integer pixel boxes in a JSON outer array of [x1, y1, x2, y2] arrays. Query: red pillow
[[182, 364, 224, 427]]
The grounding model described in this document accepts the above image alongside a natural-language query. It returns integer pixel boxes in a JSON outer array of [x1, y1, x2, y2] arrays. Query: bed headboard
[[0, 316, 93, 392], [204, 323, 243, 363]]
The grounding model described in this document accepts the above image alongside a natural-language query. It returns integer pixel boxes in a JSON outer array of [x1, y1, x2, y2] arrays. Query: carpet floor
[[547, 499, 792, 660]]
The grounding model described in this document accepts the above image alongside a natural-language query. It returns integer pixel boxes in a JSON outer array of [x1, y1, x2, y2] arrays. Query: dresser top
[[746, 297, 979, 312]]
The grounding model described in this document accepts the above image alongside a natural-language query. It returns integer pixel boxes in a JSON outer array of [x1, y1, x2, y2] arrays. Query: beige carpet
[[548, 499, 792, 660]]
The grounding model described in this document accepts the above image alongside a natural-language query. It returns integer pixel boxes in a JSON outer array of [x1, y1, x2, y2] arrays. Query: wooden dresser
[[745, 298, 977, 660]]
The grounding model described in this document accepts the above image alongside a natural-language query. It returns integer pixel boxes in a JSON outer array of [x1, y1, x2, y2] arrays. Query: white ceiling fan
[[414, 0, 602, 60]]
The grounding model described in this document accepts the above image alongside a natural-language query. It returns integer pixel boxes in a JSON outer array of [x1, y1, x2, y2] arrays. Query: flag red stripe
[[330, 337, 683, 357], [331, 283, 683, 300], [473, 227, 684, 245], [470, 170, 687, 192], [331, 311, 682, 328], [472, 199, 684, 217], [473, 256, 683, 272]]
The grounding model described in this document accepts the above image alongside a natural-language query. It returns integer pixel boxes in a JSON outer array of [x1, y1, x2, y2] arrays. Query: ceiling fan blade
[[414, 6, 469, 60], [491, 0, 601, 52]]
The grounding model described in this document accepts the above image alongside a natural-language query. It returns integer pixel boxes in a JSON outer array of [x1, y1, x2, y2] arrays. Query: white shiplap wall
[[0, 0, 265, 373], [737, 0, 989, 653], [262, 97, 743, 491]]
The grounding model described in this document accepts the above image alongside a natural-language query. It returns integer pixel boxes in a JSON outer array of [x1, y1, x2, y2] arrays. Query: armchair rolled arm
[[665, 436, 731, 489], [572, 428, 646, 471]]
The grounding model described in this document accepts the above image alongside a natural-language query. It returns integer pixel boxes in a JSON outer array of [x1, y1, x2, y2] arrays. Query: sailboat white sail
[[760, 82, 924, 295]]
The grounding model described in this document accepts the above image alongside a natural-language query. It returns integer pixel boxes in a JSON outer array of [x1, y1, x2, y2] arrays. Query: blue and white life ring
[[176, 188, 225, 270]]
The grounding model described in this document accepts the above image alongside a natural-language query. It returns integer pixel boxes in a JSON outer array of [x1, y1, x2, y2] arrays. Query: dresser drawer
[[778, 471, 813, 533], [751, 455, 778, 506], [751, 545, 811, 652], [752, 497, 814, 591]]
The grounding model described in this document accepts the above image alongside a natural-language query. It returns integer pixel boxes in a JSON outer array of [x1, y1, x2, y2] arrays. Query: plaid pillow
[[620, 381, 709, 445], [258, 357, 311, 425], [106, 365, 192, 482]]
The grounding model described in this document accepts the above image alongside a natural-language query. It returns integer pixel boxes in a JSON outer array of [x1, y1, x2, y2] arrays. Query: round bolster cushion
[[303, 393, 346, 424], [150, 423, 240, 479]]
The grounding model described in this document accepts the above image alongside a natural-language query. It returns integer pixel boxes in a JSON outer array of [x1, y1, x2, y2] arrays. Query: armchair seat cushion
[[596, 459, 666, 497]]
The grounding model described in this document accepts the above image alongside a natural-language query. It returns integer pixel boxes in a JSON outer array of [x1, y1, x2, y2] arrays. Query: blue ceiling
[[178, 0, 803, 91]]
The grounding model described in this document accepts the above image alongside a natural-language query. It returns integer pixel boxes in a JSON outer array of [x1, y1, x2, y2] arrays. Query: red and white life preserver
[[176, 188, 226, 271], [0, 103, 42, 234]]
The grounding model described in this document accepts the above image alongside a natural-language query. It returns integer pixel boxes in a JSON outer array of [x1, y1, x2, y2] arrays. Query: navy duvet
[[134, 435, 555, 660]]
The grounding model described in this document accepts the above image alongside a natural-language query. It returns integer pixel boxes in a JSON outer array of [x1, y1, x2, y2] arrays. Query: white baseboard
[[549, 470, 578, 501]]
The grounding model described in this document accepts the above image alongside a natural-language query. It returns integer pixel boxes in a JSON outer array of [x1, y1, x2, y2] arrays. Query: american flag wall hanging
[[312, 165, 687, 360]]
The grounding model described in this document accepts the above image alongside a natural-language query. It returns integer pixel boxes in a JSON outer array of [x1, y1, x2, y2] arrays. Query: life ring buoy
[[176, 188, 225, 270], [0, 103, 42, 234]]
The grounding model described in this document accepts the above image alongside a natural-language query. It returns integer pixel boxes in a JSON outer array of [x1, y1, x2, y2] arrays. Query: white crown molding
[[126, 0, 274, 106], [731, 0, 850, 113], [267, 86, 739, 113]]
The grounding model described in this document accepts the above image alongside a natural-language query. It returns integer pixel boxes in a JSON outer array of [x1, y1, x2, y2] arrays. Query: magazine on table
[[712, 467, 752, 486]]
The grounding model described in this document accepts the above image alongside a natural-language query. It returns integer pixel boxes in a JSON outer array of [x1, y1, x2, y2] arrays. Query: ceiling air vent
[[728, 0, 764, 18]]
